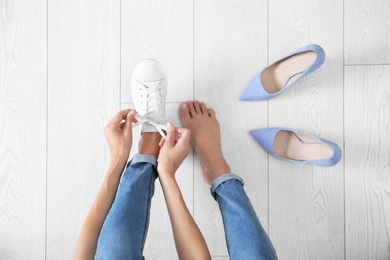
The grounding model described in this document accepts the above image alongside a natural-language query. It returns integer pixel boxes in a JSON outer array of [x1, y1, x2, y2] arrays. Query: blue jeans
[[95, 154, 157, 260], [211, 174, 277, 260], [95, 154, 276, 260]]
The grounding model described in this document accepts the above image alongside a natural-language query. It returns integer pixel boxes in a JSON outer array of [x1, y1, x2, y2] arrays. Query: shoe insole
[[261, 51, 317, 94], [273, 130, 334, 161]]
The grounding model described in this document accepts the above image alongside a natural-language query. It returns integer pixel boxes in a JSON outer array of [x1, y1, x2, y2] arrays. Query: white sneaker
[[130, 59, 167, 138]]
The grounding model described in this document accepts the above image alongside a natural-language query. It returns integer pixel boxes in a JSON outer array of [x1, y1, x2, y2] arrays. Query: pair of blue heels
[[240, 44, 341, 167]]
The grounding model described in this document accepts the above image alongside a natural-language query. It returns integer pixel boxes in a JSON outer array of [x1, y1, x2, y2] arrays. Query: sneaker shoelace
[[132, 114, 167, 138], [132, 80, 167, 138]]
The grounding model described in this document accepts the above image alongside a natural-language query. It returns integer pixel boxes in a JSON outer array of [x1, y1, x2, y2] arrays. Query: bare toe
[[200, 102, 207, 114], [187, 101, 196, 117], [193, 101, 201, 114], [207, 108, 215, 117], [179, 102, 190, 122]]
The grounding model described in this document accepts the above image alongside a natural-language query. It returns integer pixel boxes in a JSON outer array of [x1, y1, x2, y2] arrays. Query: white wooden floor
[[1, 0, 389, 259]]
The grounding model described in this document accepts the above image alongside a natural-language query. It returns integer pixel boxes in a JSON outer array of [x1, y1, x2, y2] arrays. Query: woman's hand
[[74, 109, 138, 260], [157, 124, 211, 260], [157, 123, 191, 177], [103, 109, 137, 164]]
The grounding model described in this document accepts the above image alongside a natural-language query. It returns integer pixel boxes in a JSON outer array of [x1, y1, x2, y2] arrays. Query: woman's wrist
[[158, 170, 176, 183], [111, 152, 130, 163], [107, 157, 128, 176]]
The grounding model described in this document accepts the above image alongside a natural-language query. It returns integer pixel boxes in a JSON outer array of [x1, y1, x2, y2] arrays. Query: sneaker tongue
[[142, 79, 162, 88]]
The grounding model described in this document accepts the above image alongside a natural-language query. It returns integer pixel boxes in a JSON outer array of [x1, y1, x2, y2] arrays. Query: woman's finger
[[173, 134, 181, 143], [165, 122, 176, 147], [123, 110, 136, 133], [159, 138, 165, 147], [109, 109, 132, 127], [173, 127, 188, 135], [177, 128, 190, 144]]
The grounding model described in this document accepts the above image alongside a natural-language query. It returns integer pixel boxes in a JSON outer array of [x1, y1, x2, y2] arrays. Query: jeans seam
[[140, 166, 155, 256], [217, 195, 231, 257]]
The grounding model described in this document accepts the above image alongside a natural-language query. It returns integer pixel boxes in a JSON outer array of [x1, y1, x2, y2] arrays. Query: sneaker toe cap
[[132, 59, 166, 82]]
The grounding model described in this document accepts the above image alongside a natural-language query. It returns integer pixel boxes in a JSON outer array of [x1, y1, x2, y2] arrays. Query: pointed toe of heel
[[240, 74, 271, 101], [250, 128, 280, 157]]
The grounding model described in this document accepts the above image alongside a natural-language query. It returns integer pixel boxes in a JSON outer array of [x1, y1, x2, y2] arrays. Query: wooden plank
[[345, 65, 390, 260], [268, 0, 344, 259], [345, 0, 390, 64], [194, 0, 268, 255], [47, 0, 120, 258], [0, 0, 47, 258], [121, 0, 193, 103], [121, 102, 194, 259]]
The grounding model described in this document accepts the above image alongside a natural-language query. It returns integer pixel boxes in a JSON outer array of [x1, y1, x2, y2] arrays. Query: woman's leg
[[95, 133, 161, 260], [179, 101, 277, 260], [211, 174, 276, 260]]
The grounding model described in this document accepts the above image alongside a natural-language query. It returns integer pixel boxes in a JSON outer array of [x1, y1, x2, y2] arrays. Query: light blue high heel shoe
[[250, 127, 341, 167], [240, 44, 325, 101]]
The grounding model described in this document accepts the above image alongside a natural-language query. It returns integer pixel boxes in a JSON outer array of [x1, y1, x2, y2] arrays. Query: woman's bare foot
[[179, 101, 230, 185]]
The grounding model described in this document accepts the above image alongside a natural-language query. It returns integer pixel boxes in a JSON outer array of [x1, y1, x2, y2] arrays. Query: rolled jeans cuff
[[210, 173, 244, 199], [127, 153, 157, 168]]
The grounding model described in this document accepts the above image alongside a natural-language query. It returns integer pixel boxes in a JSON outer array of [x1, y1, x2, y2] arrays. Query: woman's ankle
[[139, 132, 161, 158]]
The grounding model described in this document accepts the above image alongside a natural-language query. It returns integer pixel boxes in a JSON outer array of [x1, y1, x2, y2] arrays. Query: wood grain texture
[[268, 0, 344, 259], [194, 0, 268, 255], [47, 0, 120, 258], [0, 0, 47, 258], [345, 65, 390, 260], [121, 0, 193, 103], [345, 0, 390, 64], [2, 0, 390, 259], [121, 102, 194, 259]]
